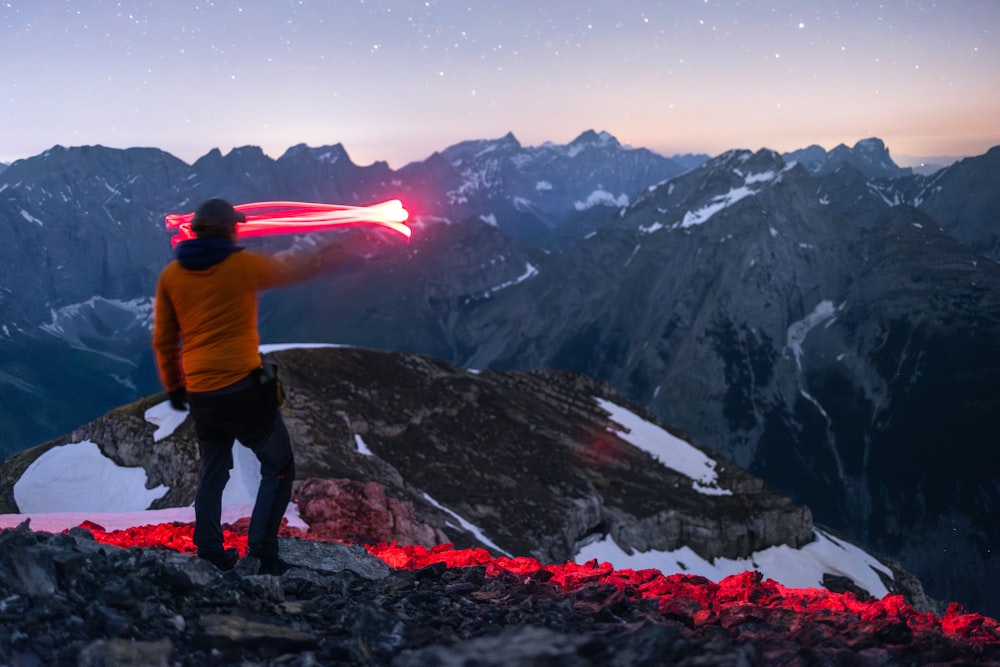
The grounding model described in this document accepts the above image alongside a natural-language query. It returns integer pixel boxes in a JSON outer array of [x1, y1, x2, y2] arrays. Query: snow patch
[[786, 300, 839, 370], [144, 401, 189, 442], [743, 170, 776, 184], [14, 440, 168, 513], [8, 429, 305, 529], [40, 297, 153, 338], [594, 397, 731, 496], [678, 186, 755, 228], [512, 196, 535, 212], [355, 434, 375, 456], [576, 527, 891, 598], [676, 170, 779, 229], [421, 492, 511, 556], [574, 189, 628, 210], [486, 262, 539, 295], [259, 342, 342, 354], [20, 209, 43, 226]]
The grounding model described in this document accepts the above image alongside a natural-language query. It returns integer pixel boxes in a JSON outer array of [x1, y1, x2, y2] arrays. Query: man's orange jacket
[[153, 248, 331, 393]]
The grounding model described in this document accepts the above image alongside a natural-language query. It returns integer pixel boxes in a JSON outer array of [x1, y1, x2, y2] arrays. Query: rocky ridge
[[1, 347, 930, 610], [1, 521, 998, 666], [2, 347, 813, 561]]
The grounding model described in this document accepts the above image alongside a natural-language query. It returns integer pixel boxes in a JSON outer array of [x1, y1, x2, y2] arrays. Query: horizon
[[0, 130, 982, 171], [3, 2, 997, 169]]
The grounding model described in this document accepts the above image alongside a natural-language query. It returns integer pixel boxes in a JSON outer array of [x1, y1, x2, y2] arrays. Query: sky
[[0, 361, 892, 599], [2, 1, 998, 169]]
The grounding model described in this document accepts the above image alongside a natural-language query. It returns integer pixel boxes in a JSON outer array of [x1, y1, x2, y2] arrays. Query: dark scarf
[[175, 237, 243, 270]]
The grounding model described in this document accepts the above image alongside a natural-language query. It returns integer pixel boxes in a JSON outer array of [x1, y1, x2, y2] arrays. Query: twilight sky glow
[[2, 1, 998, 168]]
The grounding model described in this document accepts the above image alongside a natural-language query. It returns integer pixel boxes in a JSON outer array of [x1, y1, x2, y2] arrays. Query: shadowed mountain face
[[0, 134, 690, 457], [424, 152, 1000, 617], [2, 135, 999, 616]]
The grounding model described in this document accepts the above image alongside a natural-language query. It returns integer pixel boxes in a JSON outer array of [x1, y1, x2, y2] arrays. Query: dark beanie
[[190, 198, 246, 234]]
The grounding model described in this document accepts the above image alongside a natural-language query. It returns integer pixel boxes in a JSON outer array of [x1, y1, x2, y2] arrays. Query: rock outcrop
[[1, 522, 996, 666], [293, 477, 449, 547], [1, 346, 926, 608]]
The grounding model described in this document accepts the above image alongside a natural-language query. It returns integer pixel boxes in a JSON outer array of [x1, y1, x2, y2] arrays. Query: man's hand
[[168, 387, 188, 411]]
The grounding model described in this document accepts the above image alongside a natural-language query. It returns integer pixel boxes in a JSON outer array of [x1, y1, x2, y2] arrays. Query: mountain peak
[[439, 133, 523, 165], [853, 137, 888, 152], [225, 145, 268, 161], [281, 143, 312, 157], [569, 130, 620, 149], [499, 131, 520, 146], [193, 147, 225, 166], [850, 137, 894, 165], [785, 137, 908, 179], [279, 143, 352, 164], [844, 137, 909, 178]]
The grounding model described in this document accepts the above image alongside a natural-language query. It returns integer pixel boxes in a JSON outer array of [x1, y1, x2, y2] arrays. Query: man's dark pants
[[188, 374, 295, 561]]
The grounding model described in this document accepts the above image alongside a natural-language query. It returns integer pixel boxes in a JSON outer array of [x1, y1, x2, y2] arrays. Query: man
[[152, 197, 386, 573]]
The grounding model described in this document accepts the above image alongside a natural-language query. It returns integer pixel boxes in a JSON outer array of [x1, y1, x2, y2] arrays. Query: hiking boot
[[198, 547, 239, 571], [257, 555, 290, 576]]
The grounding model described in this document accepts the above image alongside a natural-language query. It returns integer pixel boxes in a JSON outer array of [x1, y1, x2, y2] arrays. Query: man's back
[[154, 250, 272, 392]]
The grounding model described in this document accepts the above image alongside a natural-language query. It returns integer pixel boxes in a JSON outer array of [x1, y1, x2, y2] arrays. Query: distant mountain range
[[1, 131, 998, 617]]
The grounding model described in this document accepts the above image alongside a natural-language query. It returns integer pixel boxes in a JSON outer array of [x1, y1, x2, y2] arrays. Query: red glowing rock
[[293, 478, 449, 547], [70, 521, 1000, 646]]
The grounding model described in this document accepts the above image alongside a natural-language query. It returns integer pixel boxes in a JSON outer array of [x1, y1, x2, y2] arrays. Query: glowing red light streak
[[71, 521, 1000, 644], [166, 199, 411, 246]]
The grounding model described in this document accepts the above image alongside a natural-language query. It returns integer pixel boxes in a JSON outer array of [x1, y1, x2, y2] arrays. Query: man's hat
[[190, 198, 246, 233]]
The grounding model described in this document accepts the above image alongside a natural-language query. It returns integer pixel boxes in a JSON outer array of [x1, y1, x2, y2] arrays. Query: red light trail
[[166, 199, 411, 246], [73, 520, 1000, 645]]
